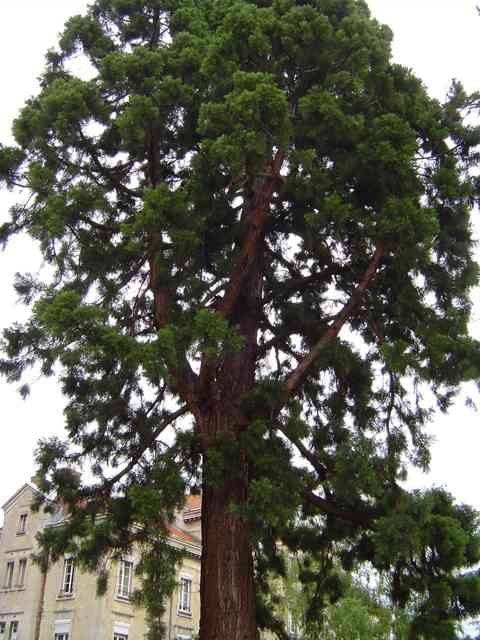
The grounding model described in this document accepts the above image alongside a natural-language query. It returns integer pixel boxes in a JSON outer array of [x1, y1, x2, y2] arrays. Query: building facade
[[0, 484, 202, 640]]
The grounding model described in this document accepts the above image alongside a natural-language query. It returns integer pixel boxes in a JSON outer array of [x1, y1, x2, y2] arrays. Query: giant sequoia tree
[[2, 0, 480, 638]]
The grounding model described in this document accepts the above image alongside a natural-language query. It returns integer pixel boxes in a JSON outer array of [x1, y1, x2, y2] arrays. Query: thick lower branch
[[305, 491, 376, 527]]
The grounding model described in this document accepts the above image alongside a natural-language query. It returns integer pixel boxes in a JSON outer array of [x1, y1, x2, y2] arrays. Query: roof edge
[[2, 482, 46, 511]]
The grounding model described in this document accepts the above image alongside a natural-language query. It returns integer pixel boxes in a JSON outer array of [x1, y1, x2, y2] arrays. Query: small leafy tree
[[265, 553, 406, 640], [1, 1, 480, 639], [317, 573, 410, 640]]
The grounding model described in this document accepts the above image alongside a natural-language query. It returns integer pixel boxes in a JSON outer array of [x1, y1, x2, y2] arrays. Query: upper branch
[[219, 148, 285, 320], [284, 432, 328, 481], [77, 127, 141, 198], [148, 236, 199, 416], [285, 246, 385, 397], [103, 405, 189, 489], [263, 263, 342, 305]]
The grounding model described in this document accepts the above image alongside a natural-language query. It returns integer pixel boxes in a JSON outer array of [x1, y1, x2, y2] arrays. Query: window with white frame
[[178, 576, 192, 614], [61, 558, 75, 595], [54, 619, 71, 639], [4, 562, 14, 589], [117, 559, 133, 599], [113, 622, 129, 640], [17, 559, 27, 587], [287, 609, 300, 637], [8, 621, 18, 640], [17, 514, 27, 534]]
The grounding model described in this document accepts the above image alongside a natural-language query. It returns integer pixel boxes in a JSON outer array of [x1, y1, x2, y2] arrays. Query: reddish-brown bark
[[197, 185, 266, 637], [199, 413, 256, 640], [219, 149, 285, 321]]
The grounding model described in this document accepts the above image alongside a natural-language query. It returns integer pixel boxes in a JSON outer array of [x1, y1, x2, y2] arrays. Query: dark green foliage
[[1, 0, 480, 638]]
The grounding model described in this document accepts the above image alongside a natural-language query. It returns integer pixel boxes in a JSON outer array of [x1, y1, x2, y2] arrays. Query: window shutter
[[54, 620, 72, 635]]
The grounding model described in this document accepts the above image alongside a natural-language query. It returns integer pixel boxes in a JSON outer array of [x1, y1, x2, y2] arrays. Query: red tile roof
[[167, 524, 198, 543]]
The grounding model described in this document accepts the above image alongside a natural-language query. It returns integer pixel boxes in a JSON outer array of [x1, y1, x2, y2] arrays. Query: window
[[287, 610, 300, 637], [17, 559, 27, 587], [54, 619, 71, 639], [113, 623, 129, 640], [61, 558, 75, 595], [0, 622, 5, 634], [178, 576, 192, 615], [17, 514, 27, 534], [4, 562, 14, 589], [117, 560, 133, 599], [8, 622, 18, 640]]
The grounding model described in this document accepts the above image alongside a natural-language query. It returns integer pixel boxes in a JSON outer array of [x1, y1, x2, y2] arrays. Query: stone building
[[0, 482, 202, 640]]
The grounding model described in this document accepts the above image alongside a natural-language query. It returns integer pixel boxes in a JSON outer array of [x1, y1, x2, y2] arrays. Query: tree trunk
[[198, 198, 263, 639], [198, 411, 257, 640]]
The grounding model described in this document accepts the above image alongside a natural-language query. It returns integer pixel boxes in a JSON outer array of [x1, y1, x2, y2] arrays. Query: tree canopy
[[1, 0, 480, 638]]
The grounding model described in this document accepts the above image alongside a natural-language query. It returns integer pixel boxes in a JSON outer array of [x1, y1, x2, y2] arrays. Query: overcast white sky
[[0, 1, 479, 513]]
